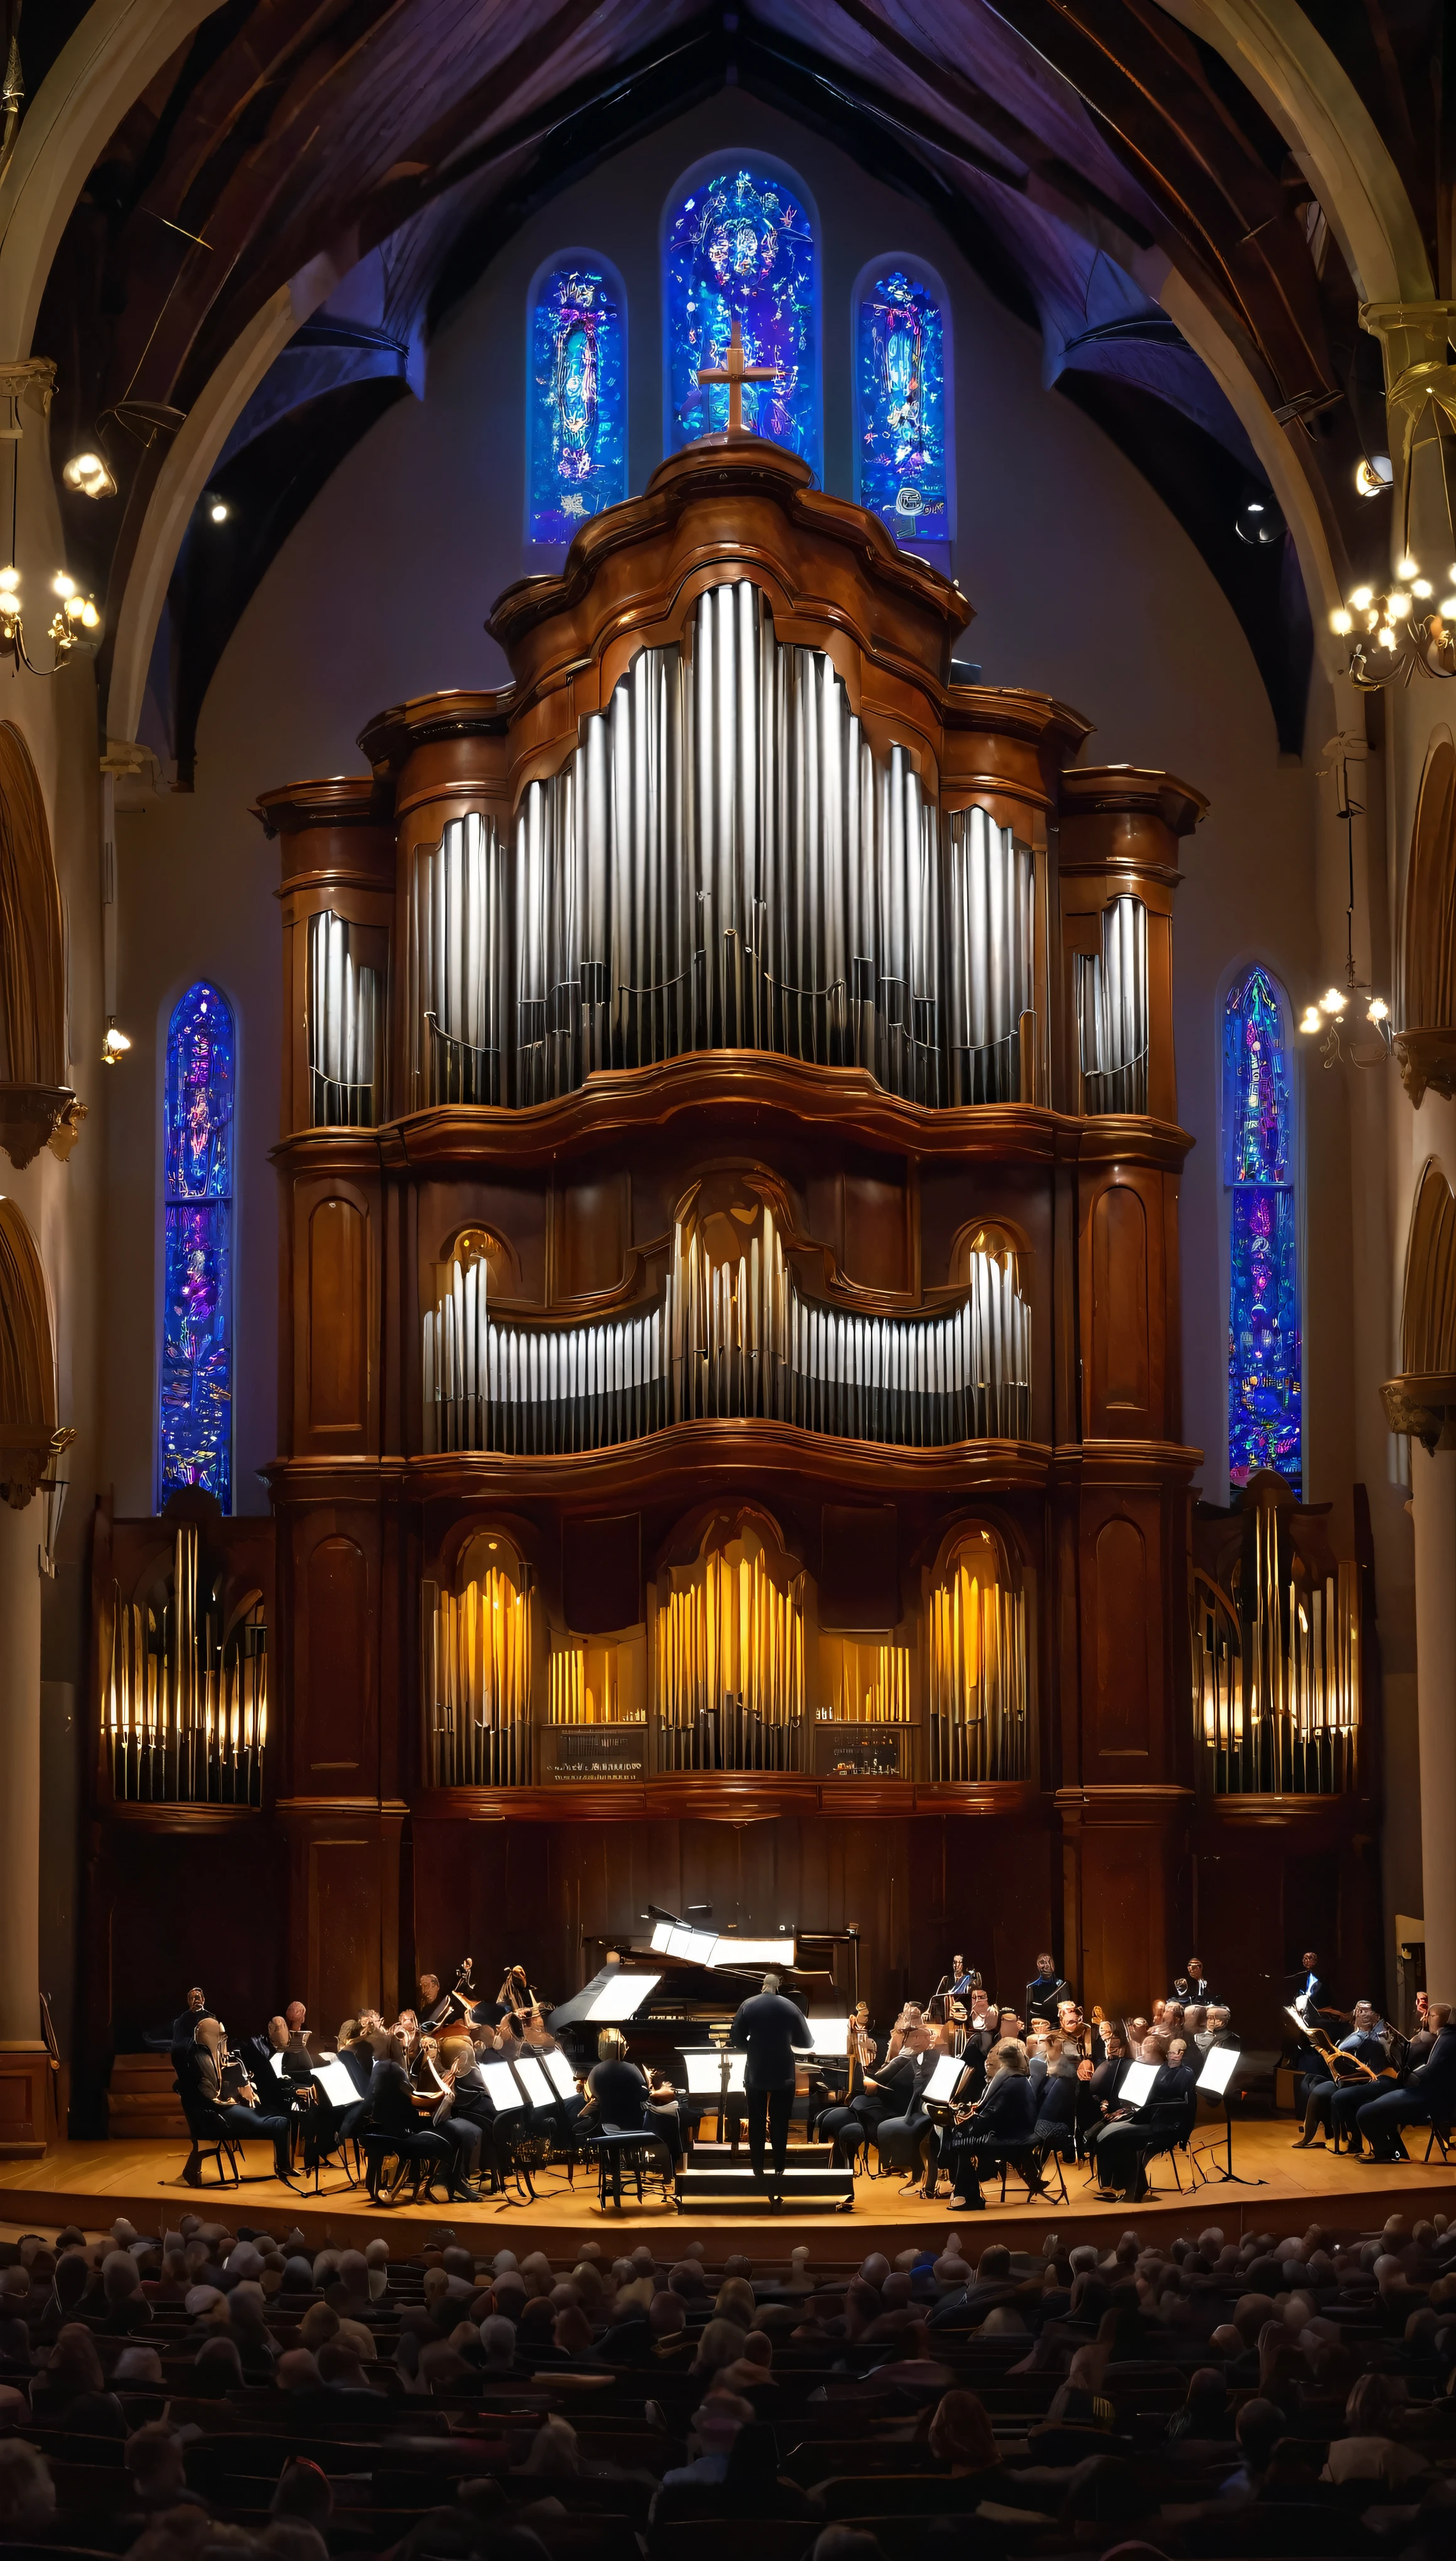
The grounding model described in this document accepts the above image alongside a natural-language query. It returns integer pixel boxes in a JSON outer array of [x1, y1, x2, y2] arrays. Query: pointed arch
[[851, 257, 955, 545], [1400, 1159, 1456, 1377], [1222, 962, 1302, 1492], [526, 250, 627, 546], [662, 155, 822, 475]]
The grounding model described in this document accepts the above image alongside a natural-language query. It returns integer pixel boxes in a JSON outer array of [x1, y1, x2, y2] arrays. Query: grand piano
[[547, 1917, 859, 2085]]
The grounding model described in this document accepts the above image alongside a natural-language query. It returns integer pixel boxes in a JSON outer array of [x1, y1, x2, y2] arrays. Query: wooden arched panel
[[308, 1196, 367, 1436], [304, 1533, 370, 1780], [0, 721, 65, 1092], [1087, 1180, 1154, 1431], [0, 1196, 62, 1506], [1401, 731, 1456, 1033], [1093, 1514, 1150, 1757], [1401, 1158, 1456, 1372]]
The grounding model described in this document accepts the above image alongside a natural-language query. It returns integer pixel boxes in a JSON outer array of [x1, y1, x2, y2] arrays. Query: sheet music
[[683, 2051, 746, 2093], [1196, 2043, 1241, 2095], [542, 2049, 578, 2099], [480, 2061, 524, 2112], [1119, 2059, 1158, 2105], [586, 1970, 661, 2021], [512, 2055, 551, 2107], [924, 2053, 966, 2105], [807, 2016, 850, 2055], [311, 2055, 360, 2108]]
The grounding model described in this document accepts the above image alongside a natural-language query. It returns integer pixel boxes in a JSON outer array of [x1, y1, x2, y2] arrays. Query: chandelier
[[1331, 303, 1456, 689], [0, 362, 102, 675], [1300, 738, 1394, 1066]]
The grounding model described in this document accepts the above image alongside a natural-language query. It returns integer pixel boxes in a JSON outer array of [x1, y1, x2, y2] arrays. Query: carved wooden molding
[[0, 722, 68, 1095], [0, 1083, 86, 1169], [1393, 1162, 1456, 1436], [1393, 1027, 1456, 1107], [0, 1197, 70, 1507]]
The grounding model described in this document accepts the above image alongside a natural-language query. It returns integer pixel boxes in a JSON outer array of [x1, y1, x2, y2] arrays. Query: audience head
[[124, 2424, 187, 2508], [0, 2440, 56, 2528], [271, 2460, 333, 2527], [928, 2389, 998, 2472]]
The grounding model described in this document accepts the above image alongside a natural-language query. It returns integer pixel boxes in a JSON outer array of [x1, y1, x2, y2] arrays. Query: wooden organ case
[[245, 436, 1226, 2039]]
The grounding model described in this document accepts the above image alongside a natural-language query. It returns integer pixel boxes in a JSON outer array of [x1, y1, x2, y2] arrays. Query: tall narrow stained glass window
[[1224, 966, 1301, 1491], [856, 267, 950, 539], [664, 163, 820, 474], [159, 982, 234, 1510], [528, 261, 626, 545]]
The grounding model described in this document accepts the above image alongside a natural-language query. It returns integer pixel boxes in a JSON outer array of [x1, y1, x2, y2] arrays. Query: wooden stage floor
[[3, 2122, 1453, 2260]]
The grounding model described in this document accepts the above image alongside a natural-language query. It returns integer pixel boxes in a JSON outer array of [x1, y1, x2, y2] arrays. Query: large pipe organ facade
[[82, 437, 1383, 2059]]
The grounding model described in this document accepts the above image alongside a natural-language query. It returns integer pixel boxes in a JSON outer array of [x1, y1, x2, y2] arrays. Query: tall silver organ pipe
[[410, 581, 1037, 1110], [410, 811, 511, 1103], [944, 807, 1035, 1102], [306, 911, 380, 1127], [422, 1221, 1031, 1454], [1076, 894, 1148, 1114]]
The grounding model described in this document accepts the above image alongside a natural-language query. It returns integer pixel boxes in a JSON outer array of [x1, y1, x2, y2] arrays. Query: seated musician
[[1084, 2022, 1130, 2111], [945, 2037, 1037, 2209], [1179, 1956, 1213, 2006], [171, 1985, 213, 2051], [416, 1973, 452, 2033], [948, 1953, 981, 1999], [1356, 2002, 1456, 2161], [429, 2038, 500, 2196], [865, 2016, 944, 2196], [284, 2000, 311, 2053], [1292, 1998, 1393, 2150], [574, 2027, 683, 2162], [1031, 2031, 1080, 2158], [1025, 1953, 1071, 2019], [365, 2033, 454, 2202], [190, 2016, 296, 2187], [1088, 2031, 1186, 2201]]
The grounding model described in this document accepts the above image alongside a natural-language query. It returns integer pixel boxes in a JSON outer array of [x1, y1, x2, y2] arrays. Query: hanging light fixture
[[1332, 304, 1456, 688], [0, 364, 103, 674], [37, 1464, 68, 1579], [1300, 739, 1394, 1065]]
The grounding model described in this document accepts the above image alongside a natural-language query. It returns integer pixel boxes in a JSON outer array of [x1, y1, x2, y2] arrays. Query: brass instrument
[[846, 2014, 877, 2097], [1283, 2005, 1397, 2086]]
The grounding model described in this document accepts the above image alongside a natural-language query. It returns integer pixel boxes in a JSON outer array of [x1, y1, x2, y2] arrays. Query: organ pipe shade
[[307, 910, 380, 1126], [655, 1520, 806, 1773], [820, 1638, 913, 1722], [549, 1640, 644, 1725], [927, 1540, 1028, 1781], [408, 579, 1037, 1110], [422, 1195, 1030, 1455], [1076, 895, 1149, 1113], [428, 1562, 533, 1786], [105, 1520, 267, 1805]]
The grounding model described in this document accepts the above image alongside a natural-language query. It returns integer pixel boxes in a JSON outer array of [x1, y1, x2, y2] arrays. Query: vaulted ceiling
[[27, 1, 1450, 776]]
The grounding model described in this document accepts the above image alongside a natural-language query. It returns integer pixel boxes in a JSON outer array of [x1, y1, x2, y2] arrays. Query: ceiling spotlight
[[208, 499, 230, 523], [1236, 490, 1283, 545], [1354, 454, 1393, 498], [62, 450, 117, 500]]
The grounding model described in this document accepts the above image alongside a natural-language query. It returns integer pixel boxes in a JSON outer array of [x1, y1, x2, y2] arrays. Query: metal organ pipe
[[1077, 894, 1149, 1114], [306, 911, 379, 1126], [422, 1217, 1030, 1454], [409, 581, 1037, 1109]]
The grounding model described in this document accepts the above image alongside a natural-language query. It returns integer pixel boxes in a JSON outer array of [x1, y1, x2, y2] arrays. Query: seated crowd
[[3, 2209, 1456, 2560]]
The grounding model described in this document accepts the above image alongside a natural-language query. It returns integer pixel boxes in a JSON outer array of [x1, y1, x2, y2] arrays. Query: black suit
[[729, 1990, 812, 2179], [948, 2068, 1037, 2200], [1025, 1972, 1070, 2019]]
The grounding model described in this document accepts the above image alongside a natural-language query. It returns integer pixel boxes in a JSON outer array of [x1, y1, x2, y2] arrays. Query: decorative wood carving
[[0, 721, 83, 1172], [0, 1197, 71, 1506]]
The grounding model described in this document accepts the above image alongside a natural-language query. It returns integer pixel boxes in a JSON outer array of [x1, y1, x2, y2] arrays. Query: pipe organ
[[75, 424, 1376, 2082], [100, 1510, 269, 1807], [1191, 1473, 1363, 1796]]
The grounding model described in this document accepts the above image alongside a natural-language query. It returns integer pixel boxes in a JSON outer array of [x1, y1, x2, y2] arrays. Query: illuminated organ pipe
[[1076, 894, 1149, 1113], [654, 1527, 806, 1772], [422, 1222, 1030, 1454], [428, 1564, 533, 1786], [927, 1547, 1028, 1781], [105, 1520, 267, 1805], [410, 581, 1036, 1108], [306, 911, 380, 1126]]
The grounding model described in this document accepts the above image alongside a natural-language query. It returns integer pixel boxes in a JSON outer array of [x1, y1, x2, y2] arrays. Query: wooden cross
[[696, 314, 778, 434]]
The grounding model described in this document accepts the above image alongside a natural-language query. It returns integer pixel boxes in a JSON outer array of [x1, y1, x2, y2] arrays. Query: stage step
[[677, 2150, 854, 2211]]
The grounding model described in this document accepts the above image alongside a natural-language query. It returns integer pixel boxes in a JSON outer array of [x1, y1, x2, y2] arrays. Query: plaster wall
[[104, 95, 1357, 1765]]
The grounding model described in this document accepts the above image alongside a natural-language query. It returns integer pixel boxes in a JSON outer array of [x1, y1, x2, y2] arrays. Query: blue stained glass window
[[159, 981, 234, 1511], [857, 269, 948, 537], [528, 262, 626, 545], [1224, 967, 1301, 1491], [665, 163, 820, 474]]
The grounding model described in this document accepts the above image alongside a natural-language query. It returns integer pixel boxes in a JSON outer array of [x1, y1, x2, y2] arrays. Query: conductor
[[728, 1971, 814, 2194]]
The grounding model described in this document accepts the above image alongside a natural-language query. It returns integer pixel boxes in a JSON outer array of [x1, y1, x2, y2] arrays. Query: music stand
[[1189, 2043, 1262, 2187], [685, 2047, 745, 2142]]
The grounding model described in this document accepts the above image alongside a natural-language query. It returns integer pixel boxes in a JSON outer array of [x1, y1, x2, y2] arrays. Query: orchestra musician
[[945, 2037, 1038, 2211], [1025, 1953, 1072, 2019], [416, 1973, 452, 2033], [189, 2016, 296, 2187], [1356, 2002, 1456, 2161], [1290, 1998, 1398, 2151], [1088, 2031, 1189, 2201], [171, 1985, 212, 2049]]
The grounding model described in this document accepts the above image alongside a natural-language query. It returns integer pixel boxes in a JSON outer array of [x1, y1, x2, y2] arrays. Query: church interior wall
[[108, 91, 1346, 1545]]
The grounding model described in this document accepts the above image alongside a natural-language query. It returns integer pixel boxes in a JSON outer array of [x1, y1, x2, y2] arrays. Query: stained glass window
[[528, 260, 626, 545], [159, 982, 234, 1511], [664, 161, 820, 474], [856, 267, 950, 539], [1224, 967, 1300, 1491]]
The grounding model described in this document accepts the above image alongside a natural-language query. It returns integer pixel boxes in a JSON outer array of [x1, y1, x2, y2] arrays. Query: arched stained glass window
[[664, 160, 821, 475], [527, 257, 626, 545], [1224, 965, 1301, 1492], [855, 264, 951, 540], [159, 981, 234, 1511]]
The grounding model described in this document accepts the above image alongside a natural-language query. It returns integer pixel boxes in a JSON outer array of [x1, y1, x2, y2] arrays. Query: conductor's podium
[[675, 2140, 854, 2211]]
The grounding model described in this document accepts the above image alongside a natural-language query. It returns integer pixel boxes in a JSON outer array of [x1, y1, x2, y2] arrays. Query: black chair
[[1028, 2134, 1069, 2203], [1423, 2113, 1451, 2162], [584, 2126, 674, 2208], [178, 2091, 240, 2189]]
